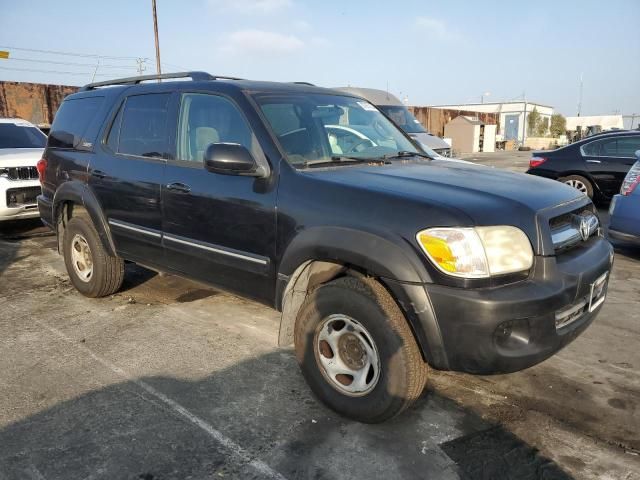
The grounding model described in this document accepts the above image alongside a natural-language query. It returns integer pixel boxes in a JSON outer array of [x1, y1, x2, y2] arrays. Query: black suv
[[38, 72, 613, 423]]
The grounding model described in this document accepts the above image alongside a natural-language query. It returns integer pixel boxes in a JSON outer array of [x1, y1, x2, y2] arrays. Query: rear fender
[[53, 181, 116, 256]]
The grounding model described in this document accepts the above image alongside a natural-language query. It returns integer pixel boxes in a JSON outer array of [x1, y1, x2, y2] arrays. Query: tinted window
[[49, 97, 104, 149], [176, 94, 253, 162], [0, 123, 46, 148], [117, 94, 171, 158], [617, 137, 640, 157]]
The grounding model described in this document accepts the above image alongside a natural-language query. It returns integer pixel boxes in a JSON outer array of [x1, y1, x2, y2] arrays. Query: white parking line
[[36, 321, 288, 480]]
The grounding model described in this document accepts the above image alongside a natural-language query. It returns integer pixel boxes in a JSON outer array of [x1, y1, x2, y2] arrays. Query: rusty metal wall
[[408, 106, 499, 137], [0, 81, 78, 126]]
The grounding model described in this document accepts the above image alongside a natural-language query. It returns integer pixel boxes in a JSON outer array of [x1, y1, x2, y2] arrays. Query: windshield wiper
[[383, 150, 434, 160], [301, 156, 389, 168]]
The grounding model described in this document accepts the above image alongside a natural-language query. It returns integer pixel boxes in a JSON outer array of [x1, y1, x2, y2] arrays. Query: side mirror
[[635, 149, 640, 160], [204, 143, 263, 176]]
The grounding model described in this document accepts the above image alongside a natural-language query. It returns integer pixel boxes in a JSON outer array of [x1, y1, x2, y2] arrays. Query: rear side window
[[111, 93, 171, 158], [0, 123, 46, 148], [617, 137, 640, 157], [582, 136, 640, 157], [49, 97, 104, 149]]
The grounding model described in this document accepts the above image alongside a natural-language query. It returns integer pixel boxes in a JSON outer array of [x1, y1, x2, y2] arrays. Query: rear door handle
[[586, 159, 601, 164], [91, 169, 107, 178], [166, 182, 191, 193]]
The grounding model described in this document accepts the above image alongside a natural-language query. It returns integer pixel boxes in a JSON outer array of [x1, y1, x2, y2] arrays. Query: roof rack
[[291, 81, 315, 86], [80, 71, 244, 91]]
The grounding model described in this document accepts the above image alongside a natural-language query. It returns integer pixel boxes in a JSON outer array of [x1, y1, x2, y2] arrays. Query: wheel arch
[[558, 170, 603, 196], [53, 181, 116, 256], [275, 227, 443, 365]]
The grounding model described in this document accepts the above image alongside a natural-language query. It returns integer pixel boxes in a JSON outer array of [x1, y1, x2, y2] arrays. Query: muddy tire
[[560, 175, 593, 198], [62, 216, 124, 298], [294, 276, 427, 423]]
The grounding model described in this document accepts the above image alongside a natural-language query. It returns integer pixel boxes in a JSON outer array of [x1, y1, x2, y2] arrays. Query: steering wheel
[[346, 138, 374, 153]]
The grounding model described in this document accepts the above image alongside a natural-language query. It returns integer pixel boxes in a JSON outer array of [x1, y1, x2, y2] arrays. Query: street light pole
[[152, 0, 162, 77]]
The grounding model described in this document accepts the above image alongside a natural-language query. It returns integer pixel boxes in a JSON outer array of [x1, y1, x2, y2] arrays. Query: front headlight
[[416, 226, 533, 278]]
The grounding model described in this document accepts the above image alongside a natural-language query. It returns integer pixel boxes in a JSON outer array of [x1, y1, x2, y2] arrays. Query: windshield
[[254, 94, 420, 166], [0, 123, 47, 149], [378, 105, 427, 134]]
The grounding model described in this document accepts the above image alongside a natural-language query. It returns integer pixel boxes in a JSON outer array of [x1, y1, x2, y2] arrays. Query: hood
[[305, 159, 584, 234], [409, 132, 450, 151], [0, 148, 44, 167]]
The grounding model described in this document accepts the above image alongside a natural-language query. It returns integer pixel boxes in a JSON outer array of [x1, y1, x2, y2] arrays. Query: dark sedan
[[526, 130, 640, 201]]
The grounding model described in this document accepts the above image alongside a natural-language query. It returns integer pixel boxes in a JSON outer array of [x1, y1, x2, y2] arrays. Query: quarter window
[[49, 96, 104, 149], [176, 94, 253, 163], [115, 93, 171, 158]]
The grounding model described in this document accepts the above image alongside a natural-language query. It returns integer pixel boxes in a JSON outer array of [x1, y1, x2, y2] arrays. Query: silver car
[[335, 87, 452, 157]]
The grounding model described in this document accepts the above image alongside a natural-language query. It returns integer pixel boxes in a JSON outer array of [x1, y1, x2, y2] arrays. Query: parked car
[[0, 118, 47, 222], [38, 72, 613, 423], [526, 130, 640, 200], [608, 152, 640, 246], [335, 87, 452, 157]]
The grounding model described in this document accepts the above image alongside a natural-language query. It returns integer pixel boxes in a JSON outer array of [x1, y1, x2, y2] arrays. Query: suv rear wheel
[[63, 215, 125, 297], [294, 276, 427, 423]]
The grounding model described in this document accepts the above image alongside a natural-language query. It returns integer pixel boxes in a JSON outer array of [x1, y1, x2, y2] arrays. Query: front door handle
[[166, 182, 191, 193], [586, 159, 601, 164], [91, 169, 107, 178]]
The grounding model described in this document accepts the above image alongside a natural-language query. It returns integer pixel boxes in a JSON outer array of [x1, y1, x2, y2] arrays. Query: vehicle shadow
[[0, 350, 573, 480]]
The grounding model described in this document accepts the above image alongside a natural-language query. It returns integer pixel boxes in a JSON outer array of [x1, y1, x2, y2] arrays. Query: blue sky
[[1, 0, 638, 117]]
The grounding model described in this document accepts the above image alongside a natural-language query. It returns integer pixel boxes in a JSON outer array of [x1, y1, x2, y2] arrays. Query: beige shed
[[444, 116, 496, 154]]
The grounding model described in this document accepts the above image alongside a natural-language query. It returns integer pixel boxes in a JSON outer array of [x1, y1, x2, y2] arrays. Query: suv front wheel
[[63, 215, 125, 297], [294, 276, 427, 423]]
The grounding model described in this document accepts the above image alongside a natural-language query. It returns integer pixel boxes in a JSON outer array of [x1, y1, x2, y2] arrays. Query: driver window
[[177, 94, 253, 162]]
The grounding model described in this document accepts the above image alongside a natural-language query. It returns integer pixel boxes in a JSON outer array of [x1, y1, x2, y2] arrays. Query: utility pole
[[152, 0, 162, 77], [577, 73, 583, 116]]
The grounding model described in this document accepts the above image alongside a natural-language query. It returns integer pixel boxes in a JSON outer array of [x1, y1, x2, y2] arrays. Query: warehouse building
[[429, 101, 553, 142]]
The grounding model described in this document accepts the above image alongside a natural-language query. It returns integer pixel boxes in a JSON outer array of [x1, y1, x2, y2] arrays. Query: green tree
[[536, 117, 549, 137], [549, 113, 567, 137], [527, 107, 541, 136]]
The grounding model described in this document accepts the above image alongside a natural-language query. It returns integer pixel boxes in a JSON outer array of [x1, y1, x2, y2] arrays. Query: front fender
[[277, 226, 431, 290], [276, 227, 447, 366], [53, 181, 116, 256]]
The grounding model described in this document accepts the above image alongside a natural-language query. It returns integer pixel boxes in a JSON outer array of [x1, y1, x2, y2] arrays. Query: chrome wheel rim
[[315, 314, 381, 396], [70, 234, 93, 282], [564, 179, 588, 195]]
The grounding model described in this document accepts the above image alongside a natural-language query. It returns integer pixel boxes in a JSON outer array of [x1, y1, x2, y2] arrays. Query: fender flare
[[53, 181, 116, 256], [275, 227, 447, 367]]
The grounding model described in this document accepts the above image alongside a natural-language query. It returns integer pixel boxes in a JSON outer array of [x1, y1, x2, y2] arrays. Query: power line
[[5, 57, 139, 70], [0, 45, 147, 61], [0, 66, 119, 77]]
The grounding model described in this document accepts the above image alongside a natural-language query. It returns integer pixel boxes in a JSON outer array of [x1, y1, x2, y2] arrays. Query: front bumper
[[0, 178, 42, 221], [401, 237, 614, 374]]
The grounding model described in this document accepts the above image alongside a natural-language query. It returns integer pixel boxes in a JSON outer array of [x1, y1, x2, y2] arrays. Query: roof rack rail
[[80, 71, 244, 91], [291, 81, 315, 86]]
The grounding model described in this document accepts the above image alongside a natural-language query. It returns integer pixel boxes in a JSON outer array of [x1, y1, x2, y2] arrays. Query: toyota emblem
[[579, 218, 590, 241]]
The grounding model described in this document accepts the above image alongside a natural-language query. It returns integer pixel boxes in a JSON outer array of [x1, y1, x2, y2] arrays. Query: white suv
[[0, 118, 47, 221]]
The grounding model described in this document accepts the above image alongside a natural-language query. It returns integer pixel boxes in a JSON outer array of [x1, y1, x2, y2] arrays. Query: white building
[[430, 101, 554, 142], [565, 115, 624, 132]]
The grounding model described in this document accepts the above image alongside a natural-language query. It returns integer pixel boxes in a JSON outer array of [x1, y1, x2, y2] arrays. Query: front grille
[[549, 207, 599, 252], [3, 166, 39, 181], [6, 186, 41, 208]]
